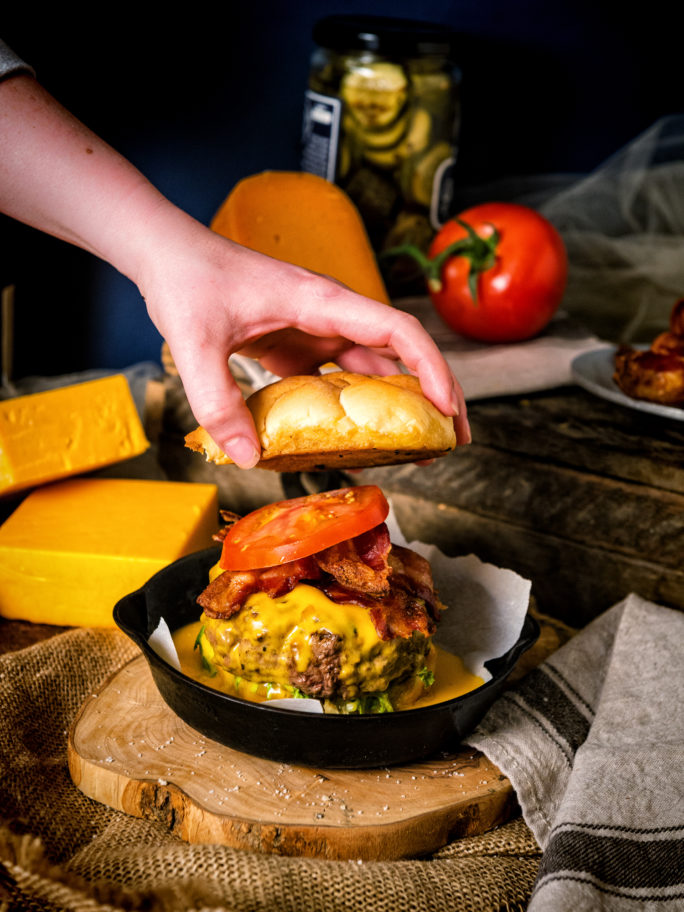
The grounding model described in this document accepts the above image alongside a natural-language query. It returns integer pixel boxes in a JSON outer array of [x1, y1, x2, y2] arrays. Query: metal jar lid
[[311, 15, 460, 60]]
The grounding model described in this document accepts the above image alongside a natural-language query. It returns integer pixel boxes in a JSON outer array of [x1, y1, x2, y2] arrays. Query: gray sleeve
[[0, 38, 36, 81]]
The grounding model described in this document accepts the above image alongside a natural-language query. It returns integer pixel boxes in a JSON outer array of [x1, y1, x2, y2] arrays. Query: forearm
[[0, 73, 177, 283]]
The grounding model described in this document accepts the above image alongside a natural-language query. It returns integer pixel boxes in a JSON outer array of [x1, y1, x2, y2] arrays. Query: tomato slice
[[220, 485, 390, 571]]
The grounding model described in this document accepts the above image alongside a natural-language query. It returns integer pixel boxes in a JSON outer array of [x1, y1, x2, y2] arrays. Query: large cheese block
[[0, 479, 218, 627], [210, 171, 391, 306], [0, 374, 150, 497]]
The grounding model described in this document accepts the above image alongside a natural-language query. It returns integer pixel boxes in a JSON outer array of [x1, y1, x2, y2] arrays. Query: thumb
[[172, 346, 262, 470]]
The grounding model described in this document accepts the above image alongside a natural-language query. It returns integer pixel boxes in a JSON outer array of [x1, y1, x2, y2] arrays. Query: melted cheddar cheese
[[200, 583, 421, 695], [173, 581, 484, 711]]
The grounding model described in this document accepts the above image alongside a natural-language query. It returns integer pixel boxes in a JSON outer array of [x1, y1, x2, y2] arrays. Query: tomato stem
[[379, 243, 445, 289], [381, 218, 500, 303]]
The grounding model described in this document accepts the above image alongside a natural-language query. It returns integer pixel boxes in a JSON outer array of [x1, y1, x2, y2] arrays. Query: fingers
[[451, 384, 472, 445], [335, 345, 402, 376], [285, 279, 463, 417], [172, 343, 262, 469], [240, 328, 401, 380], [240, 328, 349, 377], [244, 279, 473, 445], [316, 291, 472, 443]]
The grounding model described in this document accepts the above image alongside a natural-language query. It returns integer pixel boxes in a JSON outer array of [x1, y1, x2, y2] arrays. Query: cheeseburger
[[193, 485, 444, 713]]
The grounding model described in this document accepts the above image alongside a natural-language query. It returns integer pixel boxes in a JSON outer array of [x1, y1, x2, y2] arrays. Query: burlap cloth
[[0, 626, 543, 912]]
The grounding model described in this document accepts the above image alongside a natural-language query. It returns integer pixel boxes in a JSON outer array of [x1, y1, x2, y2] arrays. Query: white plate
[[571, 347, 684, 421]]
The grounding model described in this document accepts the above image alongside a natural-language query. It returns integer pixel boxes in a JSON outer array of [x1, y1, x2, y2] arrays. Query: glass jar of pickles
[[301, 15, 462, 294]]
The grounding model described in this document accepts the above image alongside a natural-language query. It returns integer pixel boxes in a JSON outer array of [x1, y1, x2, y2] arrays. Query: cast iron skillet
[[114, 546, 539, 769]]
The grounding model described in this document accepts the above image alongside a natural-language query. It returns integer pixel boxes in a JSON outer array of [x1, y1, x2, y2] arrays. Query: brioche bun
[[185, 371, 456, 472]]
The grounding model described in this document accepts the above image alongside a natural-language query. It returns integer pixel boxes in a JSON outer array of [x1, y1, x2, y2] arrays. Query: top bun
[[185, 371, 456, 472]]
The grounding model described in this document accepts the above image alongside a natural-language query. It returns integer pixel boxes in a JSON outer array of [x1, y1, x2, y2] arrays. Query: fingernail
[[450, 382, 461, 416], [225, 436, 260, 469]]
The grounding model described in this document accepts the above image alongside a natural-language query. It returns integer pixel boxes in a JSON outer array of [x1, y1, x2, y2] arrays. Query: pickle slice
[[407, 140, 452, 207], [364, 106, 432, 169], [341, 62, 408, 129]]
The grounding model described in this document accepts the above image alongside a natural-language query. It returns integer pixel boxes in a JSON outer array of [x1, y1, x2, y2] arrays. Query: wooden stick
[[1, 284, 15, 391]]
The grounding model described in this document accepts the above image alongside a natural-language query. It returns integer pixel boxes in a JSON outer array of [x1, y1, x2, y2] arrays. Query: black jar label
[[431, 155, 457, 228], [301, 90, 342, 183]]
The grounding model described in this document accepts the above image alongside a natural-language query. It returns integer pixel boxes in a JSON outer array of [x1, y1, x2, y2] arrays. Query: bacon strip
[[320, 544, 442, 640], [389, 545, 442, 616], [197, 556, 320, 619], [353, 524, 393, 570], [313, 523, 391, 596], [319, 580, 437, 640]]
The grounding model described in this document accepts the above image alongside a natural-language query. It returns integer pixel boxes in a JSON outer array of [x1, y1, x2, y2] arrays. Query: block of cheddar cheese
[[0, 478, 218, 627], [210, 171, 391, 306], [0, 374, 150, 498]]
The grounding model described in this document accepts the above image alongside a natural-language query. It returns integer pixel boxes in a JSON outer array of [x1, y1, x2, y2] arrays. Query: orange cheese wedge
[[0, 374, 149, 497], [0, 478, 218, 627], [211, 171, 391, 306]]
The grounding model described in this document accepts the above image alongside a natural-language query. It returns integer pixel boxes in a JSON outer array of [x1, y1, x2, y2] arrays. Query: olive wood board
[[68, 655, 517, 861]]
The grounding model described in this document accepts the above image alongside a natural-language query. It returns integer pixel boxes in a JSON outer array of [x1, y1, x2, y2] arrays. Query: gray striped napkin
[[465, 593, 684, 910]]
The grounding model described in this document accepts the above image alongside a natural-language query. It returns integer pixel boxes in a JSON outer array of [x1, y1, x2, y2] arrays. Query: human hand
[[136, 205, 470, 468]]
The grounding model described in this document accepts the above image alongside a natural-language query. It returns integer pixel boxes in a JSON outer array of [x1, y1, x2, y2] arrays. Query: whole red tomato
[[419, 203, 567, 343]]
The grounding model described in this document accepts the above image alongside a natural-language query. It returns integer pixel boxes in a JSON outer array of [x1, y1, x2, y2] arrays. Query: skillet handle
[[511, 613, 541, 664], [113, 587, 149, 649]]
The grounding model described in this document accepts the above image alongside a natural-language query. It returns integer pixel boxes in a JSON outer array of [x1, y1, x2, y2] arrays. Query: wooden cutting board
[[68, 655, 518, 861]]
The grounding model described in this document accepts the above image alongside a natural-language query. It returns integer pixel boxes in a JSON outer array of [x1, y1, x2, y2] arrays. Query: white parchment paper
[[384, 509, 531, 681]]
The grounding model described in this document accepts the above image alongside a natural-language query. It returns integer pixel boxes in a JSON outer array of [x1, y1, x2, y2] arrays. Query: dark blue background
[[1, 2, 680, 378]]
